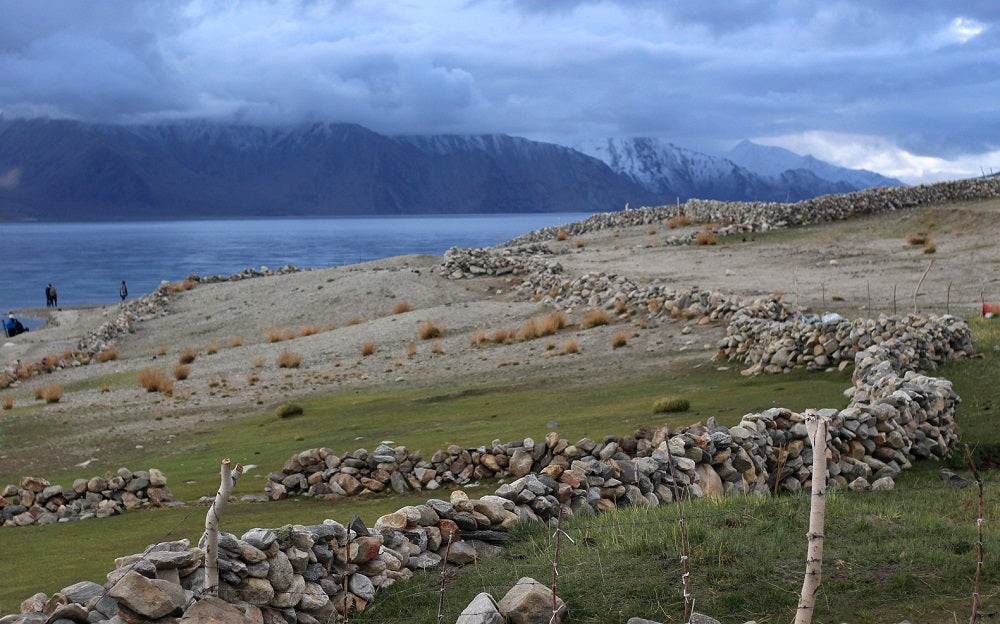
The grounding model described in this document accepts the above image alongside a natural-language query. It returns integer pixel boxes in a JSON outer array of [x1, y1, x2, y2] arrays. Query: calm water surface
[[0, 215, 589, 317]]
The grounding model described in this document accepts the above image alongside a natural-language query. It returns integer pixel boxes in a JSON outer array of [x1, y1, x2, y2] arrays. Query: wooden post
[[913, 259, 934, 315], [967, 446, 984, 624], [204, 458, 243, 596], [795, 412, 829, 624], [663, 436, 693, 624]]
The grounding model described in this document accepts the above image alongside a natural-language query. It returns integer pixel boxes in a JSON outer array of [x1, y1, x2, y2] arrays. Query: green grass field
[[0, 320, 996, 622]]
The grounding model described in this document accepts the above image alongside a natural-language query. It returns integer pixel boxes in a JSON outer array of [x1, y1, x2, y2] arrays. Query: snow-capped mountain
[[725, 139, 901, 189], [576, 137, 900, 202]]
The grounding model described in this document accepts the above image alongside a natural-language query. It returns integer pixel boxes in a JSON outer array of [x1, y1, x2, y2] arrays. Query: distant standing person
[[50, 285, 57, 307], [120, 280, 128, 301], [45, 284, 54, 307]]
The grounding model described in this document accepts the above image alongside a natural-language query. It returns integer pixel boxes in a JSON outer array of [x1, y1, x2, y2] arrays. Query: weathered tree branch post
[[204, 458, 243, 596], [913, 259, 934, 315], [967, 446, 985, 624], [795, 412, 829, 624], [663, 434, 693, 624]]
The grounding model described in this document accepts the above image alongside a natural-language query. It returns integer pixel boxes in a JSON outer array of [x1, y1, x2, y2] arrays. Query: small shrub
[[205, 343, 220, 355], [581, 309, 610, 329], [431, 341, 444, 354], [574, 239, 586, 248], [42, 353, 61, 369], [253, 356, 266, 368], [246, 372, 259, 385], [156, 345, 167, 357], [139, 369, 169, 392], [229, 336, 245, 348], [2, 395, 13, 410], [361, 341, 376, 357], [344, 317, 365, 326], [276, 403, 304, 419], [418, 319, 442, 340], [907, 232, 928, 246], [611, 331, 629, 348], [34, 387, 44, 400], [544, 340, 557, 351], [695, 230, 718, 246], [541, 312, 566, 334], [172, 364, 190, 380], [299, 326, 321, 337], [268, 326, 296, 343], [406, 341, 417, 358], [492, 328, 514, 344], [207, 373, 227, 388], [393, 301, 413, 314], [470, 330, 488, 347], [555, 229, 569, 241], [647, 226, 657, 235], [277, 350, 303, 368], [96, 347, 118, 363], [653, 395, 690, 414], [667, 215, 692, 229], [517, 318, 543, 342], [923, 239, 937, 254], [42, 384, 63, 404], [648, 298, 664, 315], [166, 278, 198, 293], [178, 347, 197, 364], [561, 340, 580, 354], [100, 384, 111, 393]]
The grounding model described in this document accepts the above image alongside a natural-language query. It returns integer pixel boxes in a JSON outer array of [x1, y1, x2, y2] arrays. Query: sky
[[0, 1, 997, 184]]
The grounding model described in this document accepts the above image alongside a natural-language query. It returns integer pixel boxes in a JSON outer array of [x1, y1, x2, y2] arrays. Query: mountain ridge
[[0, 119, 900, 221]]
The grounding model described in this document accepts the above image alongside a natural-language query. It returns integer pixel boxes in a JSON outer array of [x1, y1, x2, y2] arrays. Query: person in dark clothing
[[50, 285, 57, 307], [4, 313, 27, 337], [120, 280, 128, 301], [45, 284, 54, 307]]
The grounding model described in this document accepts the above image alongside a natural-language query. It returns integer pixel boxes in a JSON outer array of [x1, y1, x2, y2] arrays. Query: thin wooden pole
[[664, 436, 693, 623], [795, 413, 829, 624], [913, 259, 934, 315], [967, 446, 985, 624], [204, 458, 242, 596]]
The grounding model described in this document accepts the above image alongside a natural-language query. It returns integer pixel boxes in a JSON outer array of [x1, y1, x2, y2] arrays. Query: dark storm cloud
[[0, 0, 996, 181]]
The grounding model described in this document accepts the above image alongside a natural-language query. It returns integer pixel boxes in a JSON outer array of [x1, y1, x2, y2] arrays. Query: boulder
[[497, 577, 566, 624]]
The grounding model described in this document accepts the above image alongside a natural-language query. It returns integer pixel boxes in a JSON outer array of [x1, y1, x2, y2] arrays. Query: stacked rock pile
[[0, 468, 173, 527], [184, 264, 302, 284], [720, 309, 975, 374], [437, 243, 561, 279], [505, 175, 1000, 247], [9, 490, 518, 623]]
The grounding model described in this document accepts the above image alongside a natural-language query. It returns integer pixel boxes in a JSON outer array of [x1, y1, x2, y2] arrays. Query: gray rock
[[456, 592, 504, 624]]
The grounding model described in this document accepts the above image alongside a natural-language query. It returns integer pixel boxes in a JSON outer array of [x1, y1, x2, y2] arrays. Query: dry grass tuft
[[246, 372, 259, 385], [580, 309, 611, 329], [178, 347, 197, 365], [34, 387, 44, 400], [393, 301, 413, 314], [923, 239, 937, 254], [653, 395, 690, 413], [344, 317, 365, 326], [574, 239, 587, 248], [555, 229, 569, 241], [166, 278, 198, 293], [648, 298, 665, 315], [139, 369, 171, 393], [542, 312, 566, 333], [667, 215, 692, 229], [277, 350, 303, 368], [299, 326, 322, 337], [2, 395, 13, 410], [418, 319, 443, 340], [253, 356, 267, 368], [96, 347, 118, 363], [172, 364, 190, 380], [267, 326, 296, 343], [100, 384, 111, 393], [406, 341, 418, 358], [470, 330, 488, 347], [361, 341, 376, 357], [205, 343, 220, 355], [561, 340, 580, 354], [431, 341, 444, 355], [611, 331, 629, 348], [491, 328, 514, 344], [229, 336, 245, 348], [517, 318, 543, 342], [156, 345, 167, 357], [42, 353, 61, 369], [42, 384, 63, 404], [695, 229, 718, 246], [907, 232, 928, 246]]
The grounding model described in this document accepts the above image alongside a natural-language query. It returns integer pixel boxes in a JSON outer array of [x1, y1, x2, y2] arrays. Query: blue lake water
[[0, 214, 590, 319]]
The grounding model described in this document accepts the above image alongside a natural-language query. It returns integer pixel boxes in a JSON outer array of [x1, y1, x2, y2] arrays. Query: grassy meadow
[[0, 314, 997, 621]]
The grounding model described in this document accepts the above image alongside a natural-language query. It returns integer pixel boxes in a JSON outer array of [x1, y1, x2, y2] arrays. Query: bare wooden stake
[[664, 435, 693, 624], [795, 412, 829, 624], [913, 259, 934, 315], [947, 281, 953, 315], [437, 532, 454, 624], [867, 281, 871, 317], [893, 284, 898, 316], [967, 445, 985, 624], [203, 458, 243, 596]]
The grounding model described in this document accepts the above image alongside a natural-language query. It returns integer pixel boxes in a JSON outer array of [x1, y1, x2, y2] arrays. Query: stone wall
[[0, 468, 174, 527]]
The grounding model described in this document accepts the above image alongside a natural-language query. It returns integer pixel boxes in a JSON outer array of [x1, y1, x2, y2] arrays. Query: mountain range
[[0, 119, 901, 221]]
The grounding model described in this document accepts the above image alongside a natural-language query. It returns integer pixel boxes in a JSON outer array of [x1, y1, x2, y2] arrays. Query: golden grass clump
[[574, 239, 587, 248], [205, 343, 220, 355], [178, 347, 197, 364], [393, 301, 413, 314], [406, 341, 418, 358], [100, 384, 111, 393], [2, 395, 13, 410], [166, 278, 198, 293], [253, 356, 267, 368], [561, 340, 580, 355], [361, 341, 376, 357], [42, 353, 61, 369], [923, 239, 937, 254], [156, 345, 167, 357], [666, 215, 692, 229], [267, 326, 296, 343], [554, 229, 569, 241], [470, 330, 488, 347], [172, 364, 190, 380], [96, 347, 118, 363], [580, 308, 610, 329], [229, 336, 245, 348], [653, 395, 690, 413], [517, 318, 543, 342], [344, 317, 365, 326], [246, 372, 259, 385], [299, 326, 322, 337], [431, 341, 444, 355], [647, 298, 665, 315], [542, 312, 566, 333], [695, 230, 718, 246], [907, 232, 928, 246], [42, 384, 63, 404], [277, 350, 303, 368], [491, 328, 514, 344], [418, 319, 443, 340], [139, 369, 170, 393], [33, 387, 44, 400], [611, 331, 629, 348]]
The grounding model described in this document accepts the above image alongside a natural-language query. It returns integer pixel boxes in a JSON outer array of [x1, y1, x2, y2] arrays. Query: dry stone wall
[[0, 468, 174, 527]]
